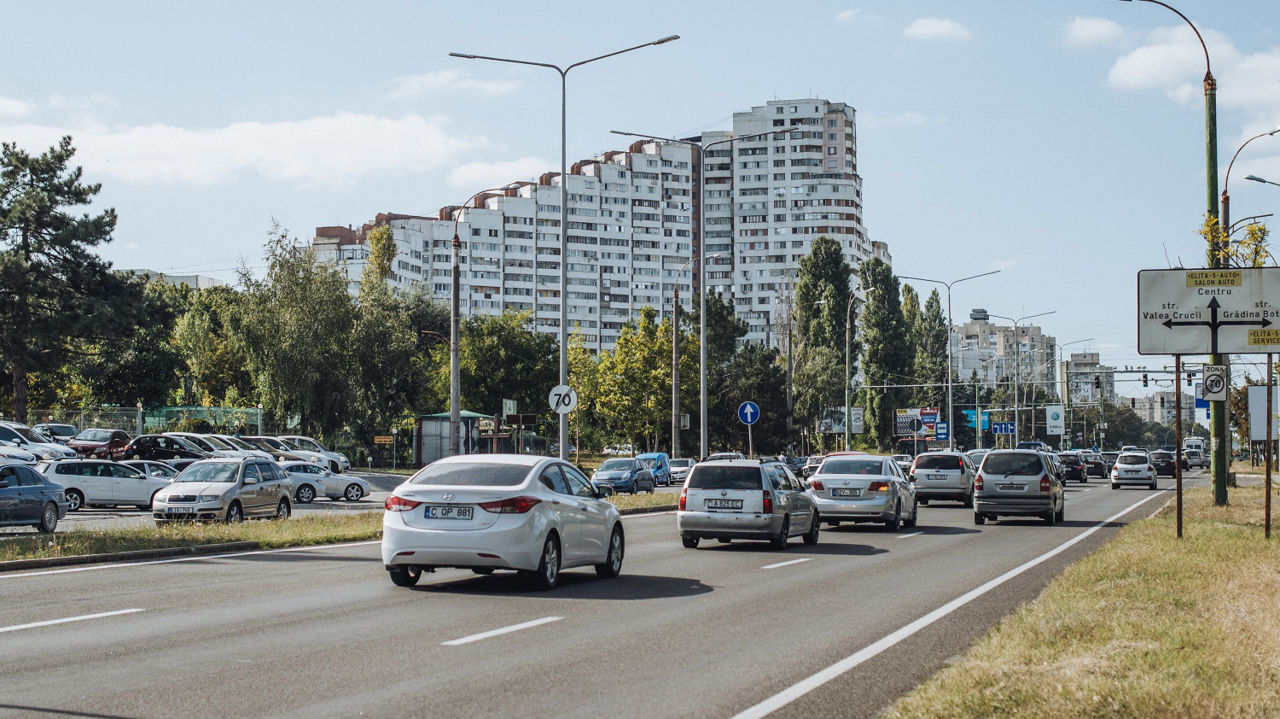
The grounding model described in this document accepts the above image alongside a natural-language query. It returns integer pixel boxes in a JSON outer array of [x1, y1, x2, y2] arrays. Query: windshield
[[218, 436, 255, 450], [200, 436, 234, 450], [598, 459, 633, 471], [74, 429, 114, 443], [981, 453, 1044, 476], [639, 459, 660, 469], [250, 437, 288, 451], [286, 437, 325, 452], [670, 459, 694, 468], [819, 459, 886, 475], [10, 425, 50, 443], [43, 424, 76, 434], [175, 463, 239, 483], [1118, 454, 1148, 465], [409, 462, 531, 487], [178, 435, 215, 451], [1058, 454, 1082, 465], [687, 466, 762, 490], [914, 455, 962, 470], [1152, 452, 1172, 461]]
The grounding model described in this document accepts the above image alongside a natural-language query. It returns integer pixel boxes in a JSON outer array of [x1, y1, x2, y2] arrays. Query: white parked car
[[210, 434, 273, 460], [152, 457, 293, 523], [381, 454, 624, 589], [280, 461, 370, 503], [120, 460, 180, 480], [0, 439, 40, 465], [165, 432, 240, 458], [279, 435, 349, 473], [0, 421, 77, 460], [1111, 452, 1157, 490], [243, 435, 328, 466], [35, 459, 172, 511]]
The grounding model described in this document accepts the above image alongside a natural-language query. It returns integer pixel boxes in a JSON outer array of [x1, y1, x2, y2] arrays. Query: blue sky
[[3, 0, 1279, 394]]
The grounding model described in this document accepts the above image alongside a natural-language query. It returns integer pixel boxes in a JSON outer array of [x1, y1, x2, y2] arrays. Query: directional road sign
[[737, 401, 760, 425], [992, 421, 1015, 435], [934, 421, 949, 441], [1138, 268, 1280, 355]]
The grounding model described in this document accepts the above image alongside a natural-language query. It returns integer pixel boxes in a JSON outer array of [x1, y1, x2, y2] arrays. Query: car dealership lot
[[0, 471, 1204, 718]]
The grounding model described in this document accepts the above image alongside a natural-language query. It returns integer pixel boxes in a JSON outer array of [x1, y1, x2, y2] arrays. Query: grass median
[[883, 484, 1280, 718], [0, 492, 675, 563]]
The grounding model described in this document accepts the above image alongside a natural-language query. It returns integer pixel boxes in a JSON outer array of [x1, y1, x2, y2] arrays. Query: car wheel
[[681, 536, 700, 549], [595, 525, 624, 578], [974, 512, 986, 526], [296, 485, 315, 504], [225, 502, 243, 523], [1044, 507, 1057, 525], [885, 502, 902, 532], [802, 513, 820, 545], [1149, 480, 1157, 490], [388, 565, 422, 587], [276, 499, 291, 520], [65, 490, 84, 512], [1110, 482, 1118, 490], [344, 483, 364, 501], [903, 502, 917, 528], [963, 491, 974, 508], [1055, 499, 1065, 523], [529, 533, 561, 590], [772, 517, 790, 549], [38, 502, 58, 533]]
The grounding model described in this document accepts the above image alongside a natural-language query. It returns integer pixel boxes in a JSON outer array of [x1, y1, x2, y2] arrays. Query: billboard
[[895, 407, 940, 437], [1045, 405, 1065, 435]]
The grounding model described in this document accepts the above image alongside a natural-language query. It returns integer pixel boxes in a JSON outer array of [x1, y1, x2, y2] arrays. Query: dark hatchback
[[1080, 452, 1106, 478], [119, 434, 209, 463], [0, 463, 68, 532], [1057, 452, 1088, 483], [1150, 451, 1177, 477]]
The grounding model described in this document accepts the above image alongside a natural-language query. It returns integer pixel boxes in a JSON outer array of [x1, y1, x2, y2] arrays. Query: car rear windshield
[[1059, 454, 1082, 465], [687, 466, 762, 490], [1152, 452, 1173, 460], [819, 459, 885, 475], [598, 459, 633, 471], [981, 453, 1044, 476], [1117, 454, 1148, 465], [75, 429, 114, 443], [409, 462, 531, 487], [914, 455, 962, 470]]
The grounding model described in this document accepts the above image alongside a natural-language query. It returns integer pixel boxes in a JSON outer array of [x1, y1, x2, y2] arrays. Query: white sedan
[[381, 454, 624, 589], [1111, 452, 1157, 490]]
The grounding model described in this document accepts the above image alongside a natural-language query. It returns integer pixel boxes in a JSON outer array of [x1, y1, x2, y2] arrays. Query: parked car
[[242, 435, 319, 465], [152, 457, 293, 523], [1057, 452, 1088, 483], [119, 434, 209, 463], [678, 459, 819, 548], [909, 451, 975, 506], [67, 428, 132, 459], [973, 450, 1065, 525], [0, 421, 77, 460], [1080, 452, 1107, 478], [120, 460, 179, 480], [0, 440, 40, 465], [669, 458, 695, 484], [636, 452, 672, 486], [381, 454, 624, 589], [808, 453, 917, 530], [590, 457, 655, 495], [1111, 452, 1157, 490], [279, 435, 349, 473], [33, 423, 78, 444], [1150, 450, 1178, 477], [210, 434, 274, 460], [165, 432, 241, 458], [35, 459, 172, 511], [279, 460, 370, 502], [0, 462, 67, 532]]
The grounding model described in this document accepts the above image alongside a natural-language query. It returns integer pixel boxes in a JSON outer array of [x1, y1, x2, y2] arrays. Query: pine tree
[[858, 258, 911, 450]]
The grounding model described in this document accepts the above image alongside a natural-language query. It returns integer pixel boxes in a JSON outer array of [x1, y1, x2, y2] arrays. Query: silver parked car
[[974, 450, 1064, 525], [35, 459, 173, 511], [677, 459, 818, 548], [807, 454, 917, 530], [909, 451, 975, 507], [280, 460, 370, 502], [152, 457, 293, 523]]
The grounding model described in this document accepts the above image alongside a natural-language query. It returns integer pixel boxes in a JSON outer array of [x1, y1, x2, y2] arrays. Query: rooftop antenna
[[1162, 243, 1173, 268]]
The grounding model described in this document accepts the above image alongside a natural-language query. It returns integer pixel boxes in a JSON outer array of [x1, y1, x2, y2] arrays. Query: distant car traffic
[[809, 454, 917, 530], [669, 458, 695, 483], [1057, 452, 1088, 483], [801, 455, 824, 478], [1080, 452, 1106, 478], [1184, 449, 1207, 469], [1111, 453, 1157, 490], [974, 450, 1065, 525], [891, 454, 914, 474], [678, 459, 819, 548], [910, 451, 975, 506], [0, 462, 68, 532], [591, 458, 655, 494], [1150, 450, 1177, 477], [636, 452, 672, 486], [152, 458, 293, 523], [381, 455, 624, 589]]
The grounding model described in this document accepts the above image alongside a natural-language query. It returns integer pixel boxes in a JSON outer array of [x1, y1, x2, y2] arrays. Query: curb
[[618, 505, 677, 515], [0, 541, 261, 573]]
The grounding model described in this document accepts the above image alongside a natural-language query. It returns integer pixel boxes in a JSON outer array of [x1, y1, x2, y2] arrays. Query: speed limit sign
[[549, 384, 578, 414]]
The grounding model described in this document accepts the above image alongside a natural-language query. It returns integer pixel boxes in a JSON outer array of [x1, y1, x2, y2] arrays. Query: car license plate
[[998, 483, 1025, 491], [928, 473, 947, 480], [705, 498, 743, 509], [166, 506, 194, 514], [425, 505, 473, 520], [832, 488, 861, 498]]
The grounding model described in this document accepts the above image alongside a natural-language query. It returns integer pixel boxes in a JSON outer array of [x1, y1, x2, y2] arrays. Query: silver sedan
[[805, 454, 917, 531]]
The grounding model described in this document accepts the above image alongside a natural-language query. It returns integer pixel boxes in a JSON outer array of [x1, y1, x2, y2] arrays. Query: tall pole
[[844, 296, 853, 451], [1175, 354, 1183, 539], [1267, 353, 1273, 539], [451, 223, 462, 456], [672, 257, 694, 459]]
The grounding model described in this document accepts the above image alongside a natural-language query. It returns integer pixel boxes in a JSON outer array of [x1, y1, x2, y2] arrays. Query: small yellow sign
[[1185, 270, 1242, 288], [1248, 329, 1280, 345], [373, 435, 394, 445]]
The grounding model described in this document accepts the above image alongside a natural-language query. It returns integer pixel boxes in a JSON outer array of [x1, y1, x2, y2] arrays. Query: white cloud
[[836, 9, 859, 23], [1064, 17, 1124, 48], [0, 113, 493, 190], [903, 17, 971, 42], [447, 157, 550, 190], [0, 96, 32, 118], [387, 70, 518, 100]]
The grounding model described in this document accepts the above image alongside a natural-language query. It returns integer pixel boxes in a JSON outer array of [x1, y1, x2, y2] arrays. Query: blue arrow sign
[[737, 401, 760, 425], [935, 421, 950, 441]]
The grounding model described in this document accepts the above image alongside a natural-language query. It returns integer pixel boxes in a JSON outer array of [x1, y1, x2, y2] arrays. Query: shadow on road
[[0, 704, 135, 719], [417, 572, 714, 600], [986, 519, 1125, 529], [691, 539, 888, 557]]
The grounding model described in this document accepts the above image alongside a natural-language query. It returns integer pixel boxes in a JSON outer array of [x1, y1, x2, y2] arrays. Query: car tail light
[[763, 491, 773, 513], [679, 487, 687, 511], [974, 473, 983, 491], [1040, 475, 1051, 492], [909, 457, 918, 473], [809, 479, 824, 491], [869, 482, 890, 492], [385, 495, 421, 512], [957, 457, 964, 469], [1148, 465, 1155, 473], [478, 496, 542, 514]]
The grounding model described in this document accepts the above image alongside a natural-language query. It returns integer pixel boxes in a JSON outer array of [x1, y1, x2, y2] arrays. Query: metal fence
[[14, 406, 263, 435]]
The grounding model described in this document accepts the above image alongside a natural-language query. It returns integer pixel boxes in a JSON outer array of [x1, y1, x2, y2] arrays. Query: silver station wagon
[[973, 450, 1065, 525], [677, 459, 818, 549]]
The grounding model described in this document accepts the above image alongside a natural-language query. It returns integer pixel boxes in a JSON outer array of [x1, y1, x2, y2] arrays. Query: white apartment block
[[312, 98, 877, 350], [951, 313, 1058, 394], [1060, 352, 1118, 404], [1132, 391, 1195, 425]]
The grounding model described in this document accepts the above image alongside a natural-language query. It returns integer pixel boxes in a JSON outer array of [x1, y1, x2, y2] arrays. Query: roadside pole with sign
[[738, 401, 760, 457]]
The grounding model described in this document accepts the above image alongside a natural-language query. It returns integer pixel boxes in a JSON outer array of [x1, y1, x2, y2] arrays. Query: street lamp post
[[843, 286, 875, 451], [453, 35, 679, 461], [988, 311, 1056, 444], [899, 271, 1000, 451], [612, 127, 781, 458], [1222, 128, 1280, 243], [1246, 174, 1280, 188], [1053, 339, 1092, 449], [671, 256, 697, 459]]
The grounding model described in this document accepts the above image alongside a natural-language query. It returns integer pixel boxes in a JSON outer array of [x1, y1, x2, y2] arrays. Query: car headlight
[[198, 494, 224, 502]]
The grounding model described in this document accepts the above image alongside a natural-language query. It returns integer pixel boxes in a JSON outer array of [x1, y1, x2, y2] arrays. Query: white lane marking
[[441, 616, 563, 646], [0, 608, 145, 635], [730, 491, 1166, 719], [621, 510, 676, 519], [1, 540, 382, 580], [762, 558, 812, 570], [895, 532, 924, 539]]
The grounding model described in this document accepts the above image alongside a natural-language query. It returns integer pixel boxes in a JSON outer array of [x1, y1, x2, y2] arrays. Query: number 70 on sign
[[549, 384, 578, 414]]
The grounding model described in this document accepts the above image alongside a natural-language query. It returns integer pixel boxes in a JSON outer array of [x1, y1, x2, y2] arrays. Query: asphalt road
[[0, 471, 1204, 719]]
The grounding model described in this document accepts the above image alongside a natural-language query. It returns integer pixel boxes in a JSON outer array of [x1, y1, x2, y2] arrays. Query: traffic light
[[1094, 375, 1101, 390], [1142, 373, 1149, 387], [1130, 398, 1136, 408], [1160, 396, 1166, 409], [1187, 371, 1193, 387]]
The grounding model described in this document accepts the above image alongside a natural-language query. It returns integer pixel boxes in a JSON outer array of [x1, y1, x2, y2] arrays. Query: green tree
[[75, 280, 187, 408], [348, 255, 416, 443], [794, 235, 852, 351], [913, 289, 949, 410], [597, 307, 681, 451], [174, 285, 254, 405], [365, 224, 396, 283], [724, 342, 788, 455], [793, 346, 844, 452], [690, 293, 748, 454], [0, 137, 144, 422], [858, 258, 911, 450], [429, 310, 557, 426]]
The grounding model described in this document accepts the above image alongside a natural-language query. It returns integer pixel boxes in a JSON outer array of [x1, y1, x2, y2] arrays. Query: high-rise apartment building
[[1061, 352, 1117, 404], [951, 312, 1058, 393], [312, 98, 876, 350]]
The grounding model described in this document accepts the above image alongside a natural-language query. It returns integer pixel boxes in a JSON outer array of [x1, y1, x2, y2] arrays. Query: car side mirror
[[244, 476, 258, 485]]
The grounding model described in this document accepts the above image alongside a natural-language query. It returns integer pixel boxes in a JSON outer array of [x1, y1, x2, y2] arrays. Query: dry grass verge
[[883, 485, 1280, 718]]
